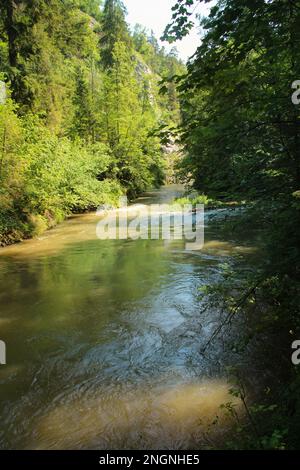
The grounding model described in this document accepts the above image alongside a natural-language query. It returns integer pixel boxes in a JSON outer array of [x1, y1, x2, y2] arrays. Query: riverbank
[[0, 209, 62, 247], [1, 185, 298, 449], [0, 185, 256, 449], [0, 187, 244, 248]]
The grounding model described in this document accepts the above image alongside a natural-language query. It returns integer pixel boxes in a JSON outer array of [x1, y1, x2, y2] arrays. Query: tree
[[165, 0, 300, 448], [100, 0, 131, 69], [174, 0, 300, 196], [0, 0, 185, 244], [100, 41, 164, 194]]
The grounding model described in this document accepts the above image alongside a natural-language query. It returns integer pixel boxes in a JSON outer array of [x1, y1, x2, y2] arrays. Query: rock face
[[135, 54, 152, 77], [134, 55, 156, 106], [163, 138, 182, 184]]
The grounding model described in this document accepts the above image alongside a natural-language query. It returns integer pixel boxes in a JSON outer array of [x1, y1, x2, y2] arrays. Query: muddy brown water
[[0, 185, 255, 449]]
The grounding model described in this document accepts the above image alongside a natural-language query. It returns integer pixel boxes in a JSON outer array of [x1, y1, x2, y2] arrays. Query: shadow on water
[[0, 185, 256, 449]]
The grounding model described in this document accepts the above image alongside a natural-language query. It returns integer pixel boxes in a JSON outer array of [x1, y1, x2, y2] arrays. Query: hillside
[[0, 0, 185, 245]]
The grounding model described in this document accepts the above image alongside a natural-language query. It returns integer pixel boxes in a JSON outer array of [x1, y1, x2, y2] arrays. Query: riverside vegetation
[[0, 0, 300, 451], [0, 0, 184, 245], [163, 0, 300, 449]]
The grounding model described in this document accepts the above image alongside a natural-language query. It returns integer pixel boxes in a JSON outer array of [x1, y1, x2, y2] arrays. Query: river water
[[0, 185, 255, 449]]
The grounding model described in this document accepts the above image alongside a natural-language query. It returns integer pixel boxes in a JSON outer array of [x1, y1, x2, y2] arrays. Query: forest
[[0, 0, 184, 245], [0, 0, 300, 453], [164, 0, 300, 449]]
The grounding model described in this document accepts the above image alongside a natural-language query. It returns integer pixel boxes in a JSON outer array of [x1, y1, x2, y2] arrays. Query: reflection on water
[[0, 186, 251, 449]]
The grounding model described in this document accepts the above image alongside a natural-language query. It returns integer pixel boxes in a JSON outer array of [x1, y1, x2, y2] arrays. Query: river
[[0, 185, 255, 449]]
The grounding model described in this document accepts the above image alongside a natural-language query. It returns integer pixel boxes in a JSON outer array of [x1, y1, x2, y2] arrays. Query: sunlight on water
[[202, 240, 256, 256], [0, 186, 253, 449], [0, 213, 101, 259], [30, 379, 240, 450]]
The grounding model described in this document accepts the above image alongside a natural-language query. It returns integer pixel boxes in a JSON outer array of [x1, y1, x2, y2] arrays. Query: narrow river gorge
[[0, 185, 258, 450]]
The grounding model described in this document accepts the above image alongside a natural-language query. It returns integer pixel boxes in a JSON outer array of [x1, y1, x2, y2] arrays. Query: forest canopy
[[0, 0, 184, 245], [165, 0, 300, 449]]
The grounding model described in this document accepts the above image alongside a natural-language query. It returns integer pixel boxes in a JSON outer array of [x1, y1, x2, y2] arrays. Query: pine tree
[[72, 66, 95, 142], [100, 0, 131, 69]]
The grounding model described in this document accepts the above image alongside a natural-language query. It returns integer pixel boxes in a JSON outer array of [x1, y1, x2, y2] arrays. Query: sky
[[122, 0, 213, 62]]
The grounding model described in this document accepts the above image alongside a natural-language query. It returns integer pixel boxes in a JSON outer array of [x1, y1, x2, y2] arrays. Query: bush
[[0, 106, 124, 244]]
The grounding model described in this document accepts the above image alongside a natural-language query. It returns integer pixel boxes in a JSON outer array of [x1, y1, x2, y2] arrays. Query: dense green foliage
[[166, 0, 300, 449], [0, 0, 184, 244], [2, 0, 299, 450]]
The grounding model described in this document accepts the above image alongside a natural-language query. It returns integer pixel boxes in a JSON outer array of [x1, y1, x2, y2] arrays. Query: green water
[[0, 186, 254, 449]]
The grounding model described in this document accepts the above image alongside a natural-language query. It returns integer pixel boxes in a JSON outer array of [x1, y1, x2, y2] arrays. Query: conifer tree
[[100, 0, 131, 69]]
